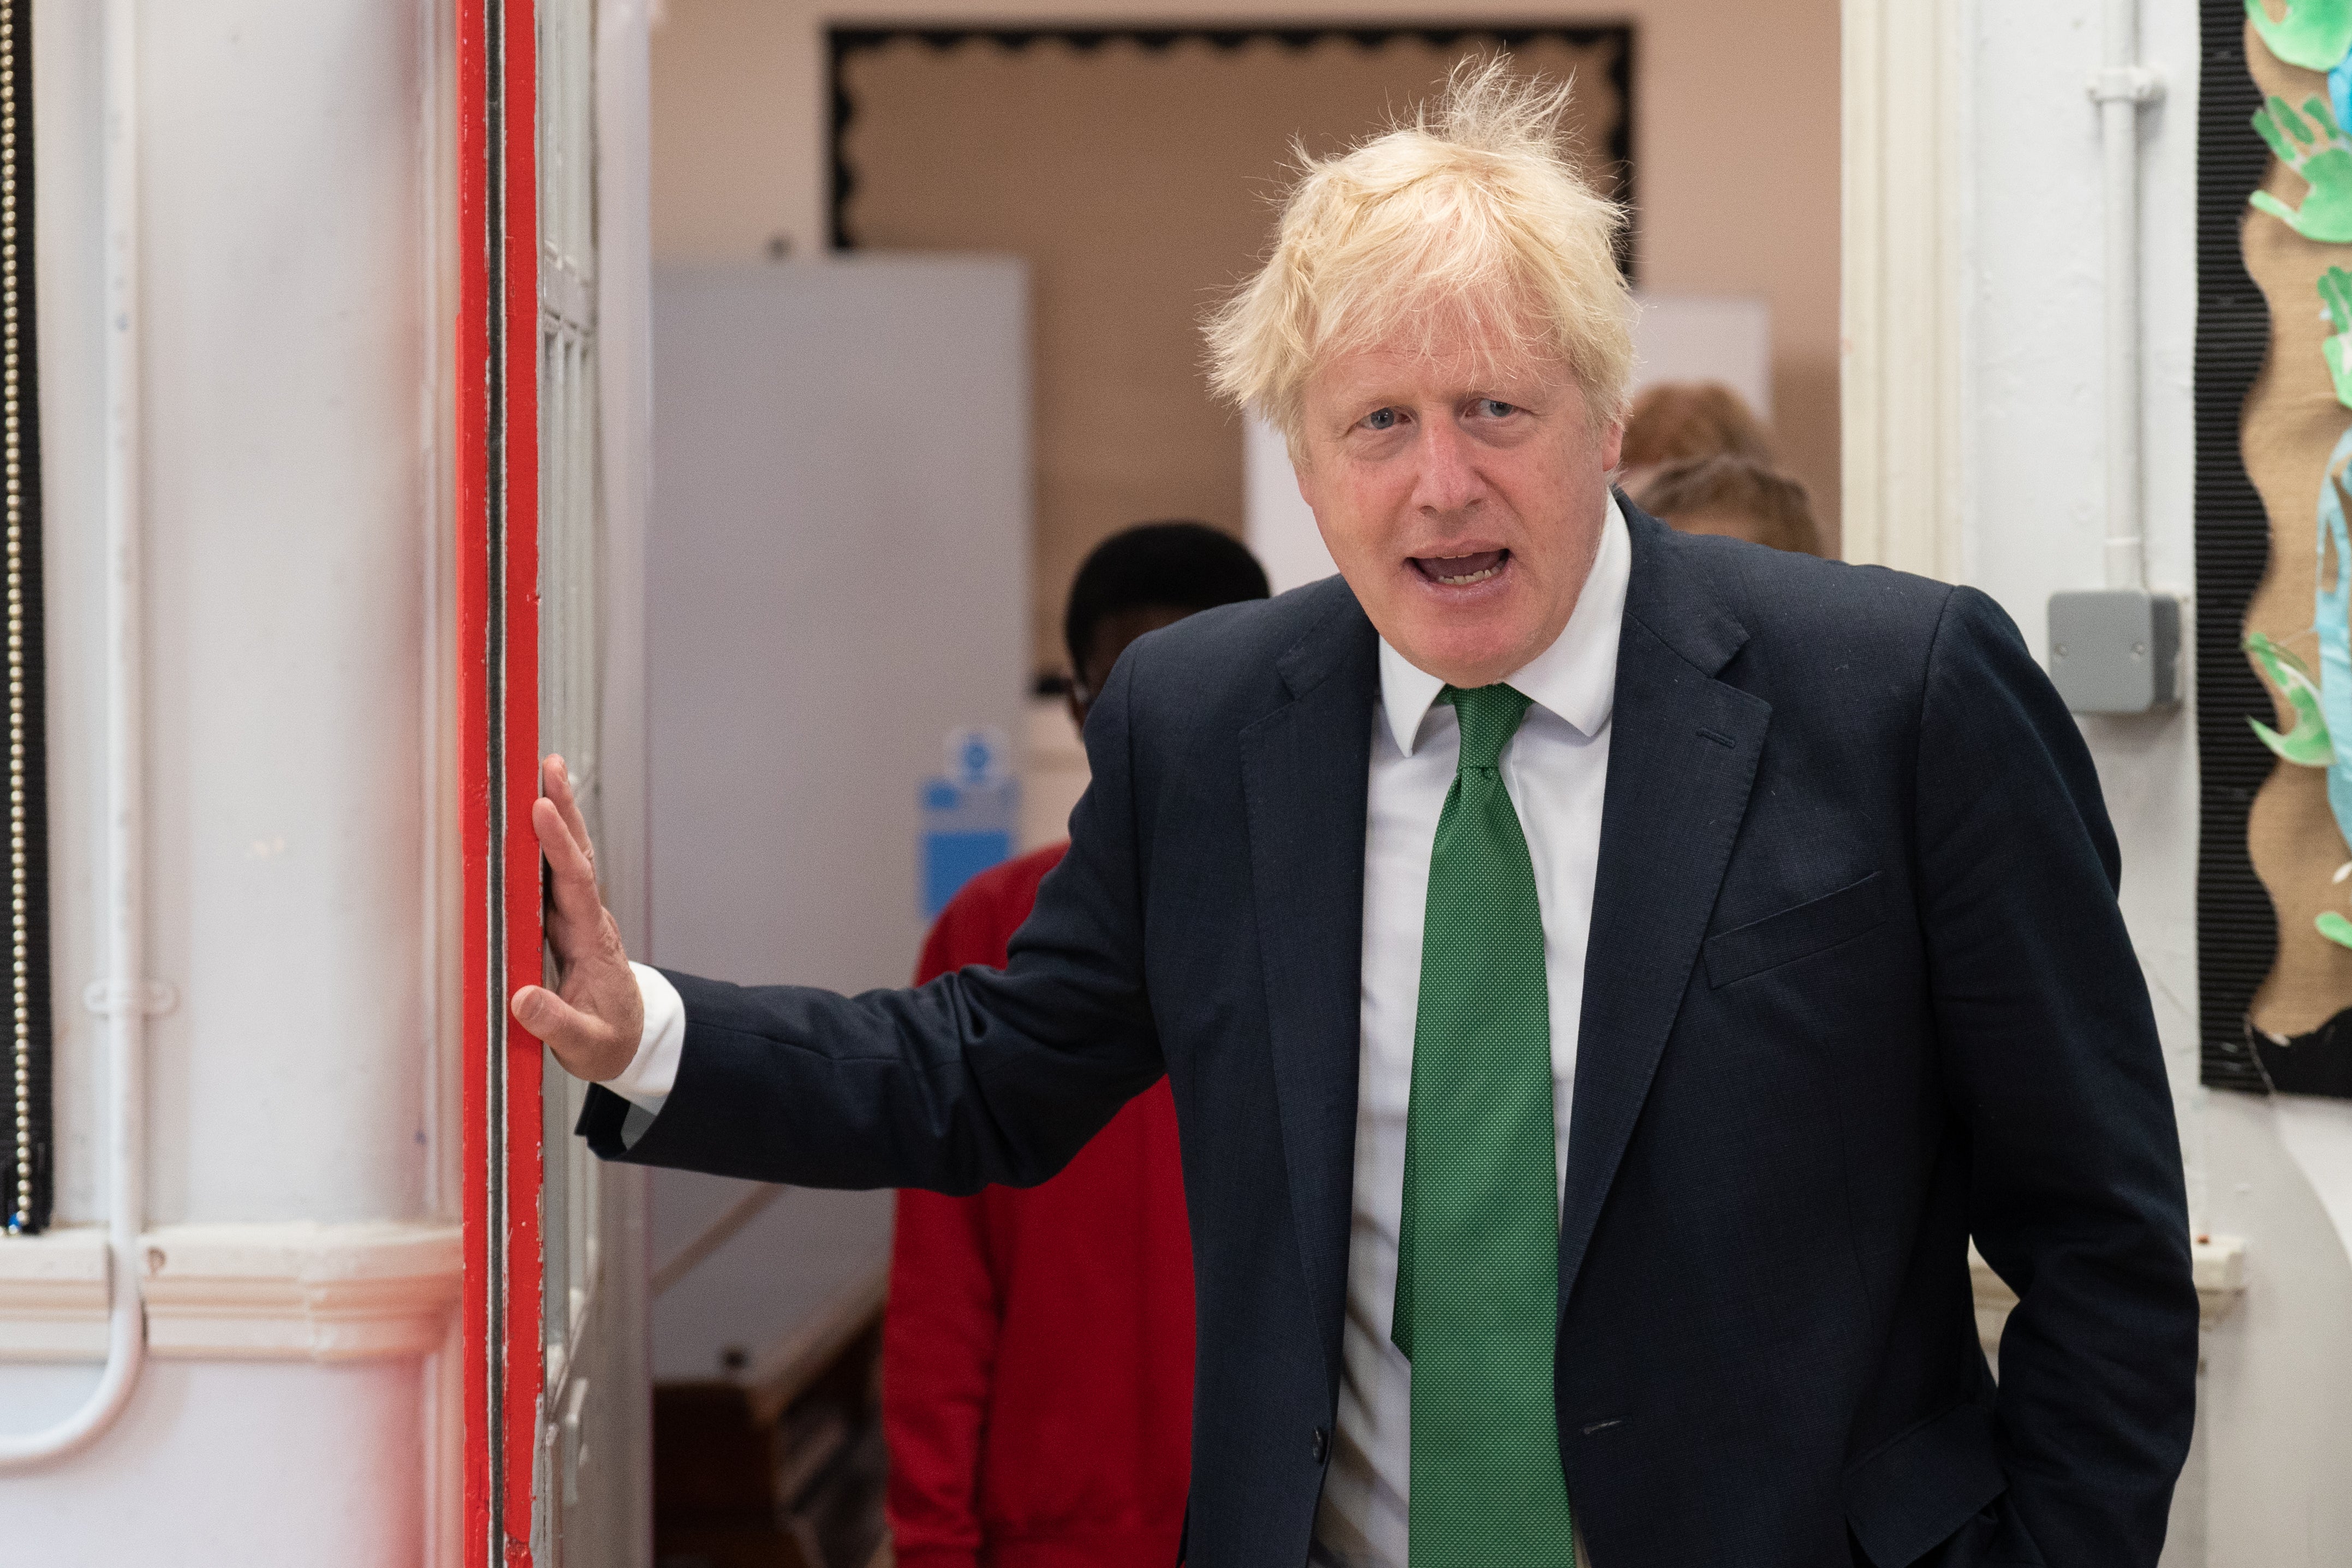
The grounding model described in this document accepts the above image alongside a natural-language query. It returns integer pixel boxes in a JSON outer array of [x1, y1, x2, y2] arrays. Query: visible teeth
[[1434, 564, 1501, 586]]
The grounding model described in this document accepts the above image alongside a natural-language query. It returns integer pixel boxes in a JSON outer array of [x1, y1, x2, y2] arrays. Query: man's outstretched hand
[[510, 755, 645, 1083]]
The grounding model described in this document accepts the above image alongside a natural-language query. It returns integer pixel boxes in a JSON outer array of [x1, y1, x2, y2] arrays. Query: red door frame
[[457, 0, 543, 1560]]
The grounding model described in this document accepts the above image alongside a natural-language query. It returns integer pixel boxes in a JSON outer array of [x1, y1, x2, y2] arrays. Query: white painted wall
[[9, 1362, 428, 1567], [1963, 3, 2352, 1561], [0, 0, 460, 1557]]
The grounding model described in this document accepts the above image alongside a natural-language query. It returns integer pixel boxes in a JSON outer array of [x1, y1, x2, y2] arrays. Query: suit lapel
[[1239, 583, 1379, 1386], [1558, 515, 1771, 1308]]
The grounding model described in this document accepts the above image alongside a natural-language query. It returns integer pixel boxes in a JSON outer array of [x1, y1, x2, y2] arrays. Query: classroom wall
[[1963, 3, 2352, 1561], [646, 0, 1843, 669], [0, 0, 446, 1558], [833, 32, 1628, 672]]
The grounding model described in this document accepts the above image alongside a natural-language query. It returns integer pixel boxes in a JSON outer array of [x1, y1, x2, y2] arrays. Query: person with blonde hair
[[522, 59, 2195, 1568]]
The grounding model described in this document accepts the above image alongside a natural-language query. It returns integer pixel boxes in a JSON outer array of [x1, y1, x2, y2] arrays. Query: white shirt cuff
[[605, 962, 685, 1123]]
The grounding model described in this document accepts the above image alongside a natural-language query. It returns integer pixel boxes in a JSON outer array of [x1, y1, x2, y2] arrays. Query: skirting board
[[3, 1223, 2242, 1366], [0, 1220, 460, 1362]]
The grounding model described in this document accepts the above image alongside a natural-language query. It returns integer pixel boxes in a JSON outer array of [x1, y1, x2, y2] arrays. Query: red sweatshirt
[[883, 843, 1197, 1568]]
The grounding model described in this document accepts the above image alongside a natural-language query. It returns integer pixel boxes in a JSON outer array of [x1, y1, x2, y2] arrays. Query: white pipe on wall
[[2093, 0, 2162, 592], [0, 0, 147, 1469]]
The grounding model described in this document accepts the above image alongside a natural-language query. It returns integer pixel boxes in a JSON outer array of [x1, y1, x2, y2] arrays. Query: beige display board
[[834, 31, 1628, 675], [2241, 21, 2352, 1053]]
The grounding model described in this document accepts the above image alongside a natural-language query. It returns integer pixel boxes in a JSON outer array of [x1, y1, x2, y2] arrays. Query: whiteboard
[[645, 258, 1028, 1378], [647, 257, 1029, 992]]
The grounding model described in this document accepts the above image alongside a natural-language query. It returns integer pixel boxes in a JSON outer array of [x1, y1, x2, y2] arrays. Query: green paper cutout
[[2326, 269, 2352, 408], [2252, 96, 2352, 241], [2249, 0, 2352, 72], [2248, 630, 2336, 766], [2319, 910, 2352, 949]]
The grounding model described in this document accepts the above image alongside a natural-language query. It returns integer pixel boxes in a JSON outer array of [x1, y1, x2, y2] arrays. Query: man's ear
[[1598, 417, 1626, 475]]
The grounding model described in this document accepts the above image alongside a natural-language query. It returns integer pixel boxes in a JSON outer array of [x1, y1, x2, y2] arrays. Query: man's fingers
[[511, 982, 564, 1037], [534, 796, 597, 896], [511, 983, 623, 1080], [544, 753, 595, 864], [523, 754, 639, 1086], [533, 800, 614, 967]]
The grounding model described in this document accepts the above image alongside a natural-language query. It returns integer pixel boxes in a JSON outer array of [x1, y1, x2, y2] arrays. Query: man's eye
[[1361, 407, 1402, 432], [1473, 398, 1519, 419]]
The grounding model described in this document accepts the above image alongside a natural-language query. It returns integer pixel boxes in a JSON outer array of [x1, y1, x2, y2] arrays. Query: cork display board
[[2206, 4, 2352, 1095], [829, 28, 1633, 676]]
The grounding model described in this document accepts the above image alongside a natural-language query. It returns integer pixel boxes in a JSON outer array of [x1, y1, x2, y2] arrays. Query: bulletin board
[[826, 27, 1634, 677], [2202, 1, 2352, 1096]]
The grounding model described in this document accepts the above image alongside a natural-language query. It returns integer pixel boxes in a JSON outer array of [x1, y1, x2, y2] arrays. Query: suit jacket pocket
[[1843, 1398, 2009, 1568], [1705, 871, 1886, 987]]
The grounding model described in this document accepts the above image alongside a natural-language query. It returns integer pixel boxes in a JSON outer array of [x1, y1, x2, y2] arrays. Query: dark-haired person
[[884, 521, 1270, 1568]]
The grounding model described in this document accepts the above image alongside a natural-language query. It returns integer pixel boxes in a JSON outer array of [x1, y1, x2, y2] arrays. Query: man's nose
[[1409, 419, 1485, 516]]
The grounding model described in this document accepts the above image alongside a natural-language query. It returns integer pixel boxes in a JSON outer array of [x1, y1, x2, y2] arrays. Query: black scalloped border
[[3, 0, 52, 1229], [2198, 3, 2285, 1095], [826, 23, 1640, 280]]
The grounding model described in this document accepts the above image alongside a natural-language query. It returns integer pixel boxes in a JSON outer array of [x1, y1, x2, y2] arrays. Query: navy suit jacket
[[584, 504, 2196, 1568]]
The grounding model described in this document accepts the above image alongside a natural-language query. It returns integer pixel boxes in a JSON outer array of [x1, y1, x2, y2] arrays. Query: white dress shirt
[[606, 500, 1631, 1564], [1307, 499, 1625, 1568], [605, 962, 684, 1145]]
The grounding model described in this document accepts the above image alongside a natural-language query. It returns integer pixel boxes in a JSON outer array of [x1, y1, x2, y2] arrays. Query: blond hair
[[1204, 57, 1635, 449]]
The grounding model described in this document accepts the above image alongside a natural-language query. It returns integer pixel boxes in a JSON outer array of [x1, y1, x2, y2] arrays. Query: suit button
[[1312, 1426, 1330, 1464]]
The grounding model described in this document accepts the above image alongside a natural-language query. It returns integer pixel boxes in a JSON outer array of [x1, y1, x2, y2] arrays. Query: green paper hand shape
[[2248, 630, 2336, 765], [2325, 269, 2352, 408], [2249, 0, 2352, 72], [2252, 96, 2352, 241], [2321, 910, 2352, 949]]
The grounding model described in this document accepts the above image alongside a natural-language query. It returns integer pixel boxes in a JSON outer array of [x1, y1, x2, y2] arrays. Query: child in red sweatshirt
[[883, 522, 1269, 1568]]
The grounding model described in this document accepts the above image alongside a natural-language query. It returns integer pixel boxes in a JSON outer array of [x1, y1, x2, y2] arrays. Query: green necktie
[[1392, 683, 1575, 1567]]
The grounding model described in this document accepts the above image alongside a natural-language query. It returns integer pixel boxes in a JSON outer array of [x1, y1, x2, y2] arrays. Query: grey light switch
[[2047, 589, 2182, 714]]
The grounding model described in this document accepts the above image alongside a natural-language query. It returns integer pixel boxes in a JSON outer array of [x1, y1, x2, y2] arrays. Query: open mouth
[[1411, 548, 1509, 587]]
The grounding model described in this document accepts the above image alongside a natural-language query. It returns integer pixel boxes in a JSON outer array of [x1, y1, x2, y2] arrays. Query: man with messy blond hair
[[523, 61, 2196, 1568], [1204, 64, 1635, 445]]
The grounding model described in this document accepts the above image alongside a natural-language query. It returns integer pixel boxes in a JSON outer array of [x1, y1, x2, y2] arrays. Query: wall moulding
[[0, 1220, 459, 1362], [1840, 0, 1965, 578]]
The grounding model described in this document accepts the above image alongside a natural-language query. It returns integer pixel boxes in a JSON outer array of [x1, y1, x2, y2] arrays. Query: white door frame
[[1842, 0, 1967, 580]]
